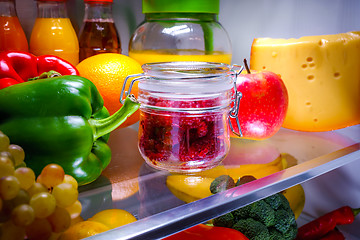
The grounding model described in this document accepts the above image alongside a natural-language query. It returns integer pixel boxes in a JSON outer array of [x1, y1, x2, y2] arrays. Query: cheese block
[[250, 32, 360, 131]]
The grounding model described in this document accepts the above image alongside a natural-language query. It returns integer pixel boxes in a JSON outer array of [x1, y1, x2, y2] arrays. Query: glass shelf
[[80, 124, 360, 239]]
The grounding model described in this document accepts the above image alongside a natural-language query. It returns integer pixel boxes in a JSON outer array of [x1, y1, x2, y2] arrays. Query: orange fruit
[[88, 209, 137, 229], [76, 53, 143, 128], [59, 220, 110, 240]]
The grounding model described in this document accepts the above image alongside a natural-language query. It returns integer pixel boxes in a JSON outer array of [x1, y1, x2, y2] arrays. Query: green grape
[[39, 163, 65, 189], [15, 161, 26, 168], [29, 192, 56, 218], [0, 175, 20, 200], [7, 144, 25, 167], [0, 200, 12, 223], [0, 220, 26, 240], [27, 182, 48, 197], [0, 189, 30, 224], [0, 152, 15, 166], [0, 131, 10, 152], [10, 189, 30, 208], [63, 174, 78, 190], [65, 200, 82, 219], [25, 218, 52, 240], [0, 155, 15, 178], [47, 206, 71, 233], [11, 204, 35, 227], [14, 167, 36, 190], [52, 183, 78, 208]]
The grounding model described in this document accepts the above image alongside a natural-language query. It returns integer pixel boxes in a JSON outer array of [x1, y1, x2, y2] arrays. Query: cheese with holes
[[250, 32, 360, 131]]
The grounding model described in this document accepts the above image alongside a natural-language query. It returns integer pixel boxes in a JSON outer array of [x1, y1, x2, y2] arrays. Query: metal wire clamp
[[228, 65, 243, 137], [120, 73, 144, 104]]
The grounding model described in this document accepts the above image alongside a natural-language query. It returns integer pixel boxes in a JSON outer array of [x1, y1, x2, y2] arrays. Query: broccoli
[[233, 203, 252, 219], [212, 212, 235, 228], [264, 193, 283, 210], [268, 227, 285, 240], [282, 224, 298, 240], [233, 218, 270, 240], [210, 175, 235, 194], [274, 209, 296, 233], [248, 200, 276, 227], [211, 175, 298, 240], [235, 175, 257, 186]]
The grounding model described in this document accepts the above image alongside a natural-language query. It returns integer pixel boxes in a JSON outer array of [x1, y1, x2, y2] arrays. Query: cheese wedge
[[250, 32, 360, 131]]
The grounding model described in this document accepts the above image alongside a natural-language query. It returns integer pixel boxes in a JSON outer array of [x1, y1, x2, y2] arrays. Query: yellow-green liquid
[[129, 50, 232, 65]]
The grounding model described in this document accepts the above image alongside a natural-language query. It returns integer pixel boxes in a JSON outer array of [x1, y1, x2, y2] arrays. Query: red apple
[[229, 70, 288, 140]]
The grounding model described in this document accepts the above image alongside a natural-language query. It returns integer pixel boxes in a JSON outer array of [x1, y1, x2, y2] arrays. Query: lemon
[[59, 221, 110, 240], [88, 209, 137, 229]]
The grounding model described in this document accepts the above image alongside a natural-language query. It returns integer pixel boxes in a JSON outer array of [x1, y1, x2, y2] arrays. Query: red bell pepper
[[319, 229, 345, 240], [0, 51, 79, 89], [296, 206, 360, 240], [163, 224, 249, 240]]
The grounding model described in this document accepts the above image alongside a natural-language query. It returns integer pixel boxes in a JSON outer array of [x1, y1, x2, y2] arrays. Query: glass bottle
[[78, 0, 121, 62], [30, 0, 79, 66], [122, 62, 242, 172], [0, 0, 28, 52], [129, 0, 232, 66]]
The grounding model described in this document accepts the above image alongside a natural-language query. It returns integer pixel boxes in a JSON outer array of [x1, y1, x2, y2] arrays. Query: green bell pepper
[[0, 75, 140, 185]]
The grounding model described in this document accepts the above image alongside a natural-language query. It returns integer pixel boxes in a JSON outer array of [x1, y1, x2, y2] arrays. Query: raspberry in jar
[[122, 62, 242, 172]]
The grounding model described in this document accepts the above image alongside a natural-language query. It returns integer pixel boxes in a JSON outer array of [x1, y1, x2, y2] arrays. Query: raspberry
[[197, 120, 208, 137]]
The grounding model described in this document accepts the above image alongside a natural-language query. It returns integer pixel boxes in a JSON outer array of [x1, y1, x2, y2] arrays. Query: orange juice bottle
[[30, 0, 79, 66], [129, 0, 232, 65], [0, 0, 28, 52]]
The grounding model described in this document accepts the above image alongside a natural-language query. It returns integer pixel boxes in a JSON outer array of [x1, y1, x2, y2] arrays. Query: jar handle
[[120, 73, 144, 104], [228, 65, 244, 137]]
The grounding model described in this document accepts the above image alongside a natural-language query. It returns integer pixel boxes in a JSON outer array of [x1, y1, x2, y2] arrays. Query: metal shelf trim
[[86, 143, 360, 240]]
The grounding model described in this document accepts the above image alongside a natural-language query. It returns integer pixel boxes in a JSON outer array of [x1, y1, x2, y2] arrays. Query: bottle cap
[[84, 0, 113, 3], [142, 0, 219, 14]]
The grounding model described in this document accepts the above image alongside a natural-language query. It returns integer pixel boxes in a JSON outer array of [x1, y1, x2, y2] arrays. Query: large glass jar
[[128, 0, 232, 66], [122, 62, 241, 173]]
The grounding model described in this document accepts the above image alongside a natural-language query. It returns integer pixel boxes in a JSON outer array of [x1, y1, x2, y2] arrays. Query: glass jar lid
[[142, 61, 231, 78], [121, 61, 244, 137], [138, 61, 234, 95]]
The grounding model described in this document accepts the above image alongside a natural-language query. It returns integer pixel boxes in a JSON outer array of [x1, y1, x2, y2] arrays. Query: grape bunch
[[0, 131, 82, 240]]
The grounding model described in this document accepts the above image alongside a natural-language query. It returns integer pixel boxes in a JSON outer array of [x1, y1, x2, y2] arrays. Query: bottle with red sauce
[[0, 0, 28, 52], [78, 0, 121, 62], [121, 62, 242, 172]]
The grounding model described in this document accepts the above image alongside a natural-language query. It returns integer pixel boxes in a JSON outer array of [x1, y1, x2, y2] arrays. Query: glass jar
[[128, 0, 232, 66], [121, 62, 242, 173]]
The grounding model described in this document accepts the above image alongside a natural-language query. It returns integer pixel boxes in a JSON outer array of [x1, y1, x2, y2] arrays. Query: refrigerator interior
[[13, 0, 360, 238]]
